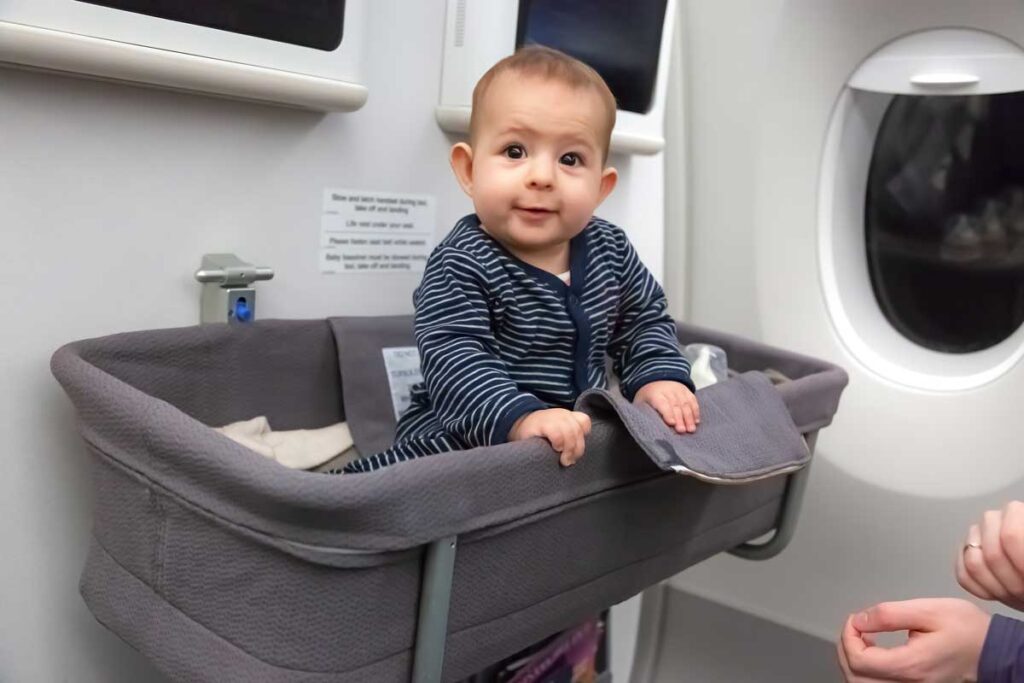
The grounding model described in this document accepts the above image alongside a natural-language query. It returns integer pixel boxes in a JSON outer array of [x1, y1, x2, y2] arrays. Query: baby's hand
[[509, 408, 592, 467], [634, 381, 700, 434]]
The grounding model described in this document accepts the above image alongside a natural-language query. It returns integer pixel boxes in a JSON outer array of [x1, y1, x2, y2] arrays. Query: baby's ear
[[449, 143, 475, 197], [597, 165, 618, 204]]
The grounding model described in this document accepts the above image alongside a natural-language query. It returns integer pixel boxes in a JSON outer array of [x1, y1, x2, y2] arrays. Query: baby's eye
[[559, 152, 582, 167], [504, 144, 525, 159]]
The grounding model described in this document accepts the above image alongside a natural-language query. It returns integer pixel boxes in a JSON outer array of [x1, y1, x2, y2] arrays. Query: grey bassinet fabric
[[51, 318, 848, 683], [332, 314, 414, 457]]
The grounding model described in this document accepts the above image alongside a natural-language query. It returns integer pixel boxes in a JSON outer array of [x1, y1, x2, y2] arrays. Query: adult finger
[[845, 641, 921, 680], [837, 630, 859, 682], [982, 510, 1024, 599], [963, 522, 1009, 600], [957, 538, 995, 601], [837, 636, 882, 683], [841, 615, 871, 656], [842, 613, 882, 661], [841, 614, 911, 681], [1000, 501, 1024, 577], [855, 601, 937, 634], [837, 629, 893, 683]]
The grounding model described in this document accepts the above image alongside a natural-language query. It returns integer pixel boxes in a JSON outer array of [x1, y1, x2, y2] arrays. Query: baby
[[342, 46, 698, 473]]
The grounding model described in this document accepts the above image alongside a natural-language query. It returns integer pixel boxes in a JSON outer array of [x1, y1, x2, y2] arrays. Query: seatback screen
[[516, 0, 668, 114], [75, 0, 345, 51]]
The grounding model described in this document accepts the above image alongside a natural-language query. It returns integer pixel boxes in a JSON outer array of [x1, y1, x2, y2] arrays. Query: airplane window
[[866, 93, 1024, 353], [516, 0, 668, 114], [75, 0, 345, 51]]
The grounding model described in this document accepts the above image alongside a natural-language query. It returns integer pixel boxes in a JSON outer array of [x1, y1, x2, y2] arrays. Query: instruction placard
[[321, 189, 435, 273], [382, 347, 423, 419]]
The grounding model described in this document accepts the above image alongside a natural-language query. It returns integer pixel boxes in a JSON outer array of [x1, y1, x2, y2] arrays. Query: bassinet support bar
[[729, 431, 817, 561], [412, 536, 458, 683], [408, 432, 819, 683]]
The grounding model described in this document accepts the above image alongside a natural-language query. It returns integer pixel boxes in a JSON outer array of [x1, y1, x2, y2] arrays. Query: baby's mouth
[[514, 206, 556, 219]]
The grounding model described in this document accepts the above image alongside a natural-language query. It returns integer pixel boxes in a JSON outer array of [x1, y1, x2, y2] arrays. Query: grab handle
[[195, 253, 275, 287]]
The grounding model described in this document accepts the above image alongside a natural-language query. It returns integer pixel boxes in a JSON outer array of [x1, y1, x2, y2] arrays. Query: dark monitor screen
[[75, 0, 345, 51], [516, 0, 668, 114]]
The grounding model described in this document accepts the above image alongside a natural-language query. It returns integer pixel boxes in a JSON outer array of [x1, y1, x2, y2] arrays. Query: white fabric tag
[[381, 347, 423, 420]]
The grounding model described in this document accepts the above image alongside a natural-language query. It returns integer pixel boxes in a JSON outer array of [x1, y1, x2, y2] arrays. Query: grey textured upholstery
[[51, 317, 847, 682]]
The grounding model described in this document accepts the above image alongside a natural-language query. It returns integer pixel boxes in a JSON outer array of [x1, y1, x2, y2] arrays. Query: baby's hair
[[470, 45, 617, 162]]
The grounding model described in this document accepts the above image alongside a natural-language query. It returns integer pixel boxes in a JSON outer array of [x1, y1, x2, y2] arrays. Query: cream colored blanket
[[216, 417, 355, 470]]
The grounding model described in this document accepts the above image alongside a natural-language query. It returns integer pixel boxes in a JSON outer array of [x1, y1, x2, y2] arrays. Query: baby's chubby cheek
[[468, 191, 509, 224]]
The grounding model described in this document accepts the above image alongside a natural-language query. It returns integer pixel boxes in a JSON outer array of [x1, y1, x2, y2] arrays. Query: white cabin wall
[[681, 0, 785, 338], [669, 0, 1024, 647], [0, 1, 662, 679]]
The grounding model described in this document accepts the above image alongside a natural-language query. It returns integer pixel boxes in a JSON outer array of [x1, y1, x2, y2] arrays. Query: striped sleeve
[[606, 230, 694, 400], [414, 247, 546, 447]]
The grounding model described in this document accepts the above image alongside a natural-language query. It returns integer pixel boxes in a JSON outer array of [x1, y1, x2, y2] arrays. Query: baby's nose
[[526, 160, 555, 189]]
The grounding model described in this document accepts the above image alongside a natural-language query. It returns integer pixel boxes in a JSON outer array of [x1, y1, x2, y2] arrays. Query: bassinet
[[51, 317, 847, 682]]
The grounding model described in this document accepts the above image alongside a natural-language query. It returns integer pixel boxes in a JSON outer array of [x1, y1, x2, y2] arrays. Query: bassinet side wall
[[87, 451, 425, 678], [82, 418, 787, 682], [69, 320, 345, 431]]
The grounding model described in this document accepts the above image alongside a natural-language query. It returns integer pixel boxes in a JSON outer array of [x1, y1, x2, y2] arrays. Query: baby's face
[[461, 73, 615, 257]]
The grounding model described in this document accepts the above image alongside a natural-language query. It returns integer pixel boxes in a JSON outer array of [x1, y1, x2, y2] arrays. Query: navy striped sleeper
[[340, 214, 693, 473]]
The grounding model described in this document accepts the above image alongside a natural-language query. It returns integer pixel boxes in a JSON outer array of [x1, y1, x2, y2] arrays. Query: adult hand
[[634, 380, 700, 434], [509, 408, 592, 466], [838, 598, 991, 682], [956, 501, 1024, 611]]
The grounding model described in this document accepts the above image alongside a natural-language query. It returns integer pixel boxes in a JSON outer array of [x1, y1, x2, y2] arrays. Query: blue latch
[[233, 297, 253, 323]]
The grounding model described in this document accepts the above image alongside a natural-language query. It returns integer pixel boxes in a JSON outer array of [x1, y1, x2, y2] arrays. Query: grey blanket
[[576, 374, 809, 483]]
